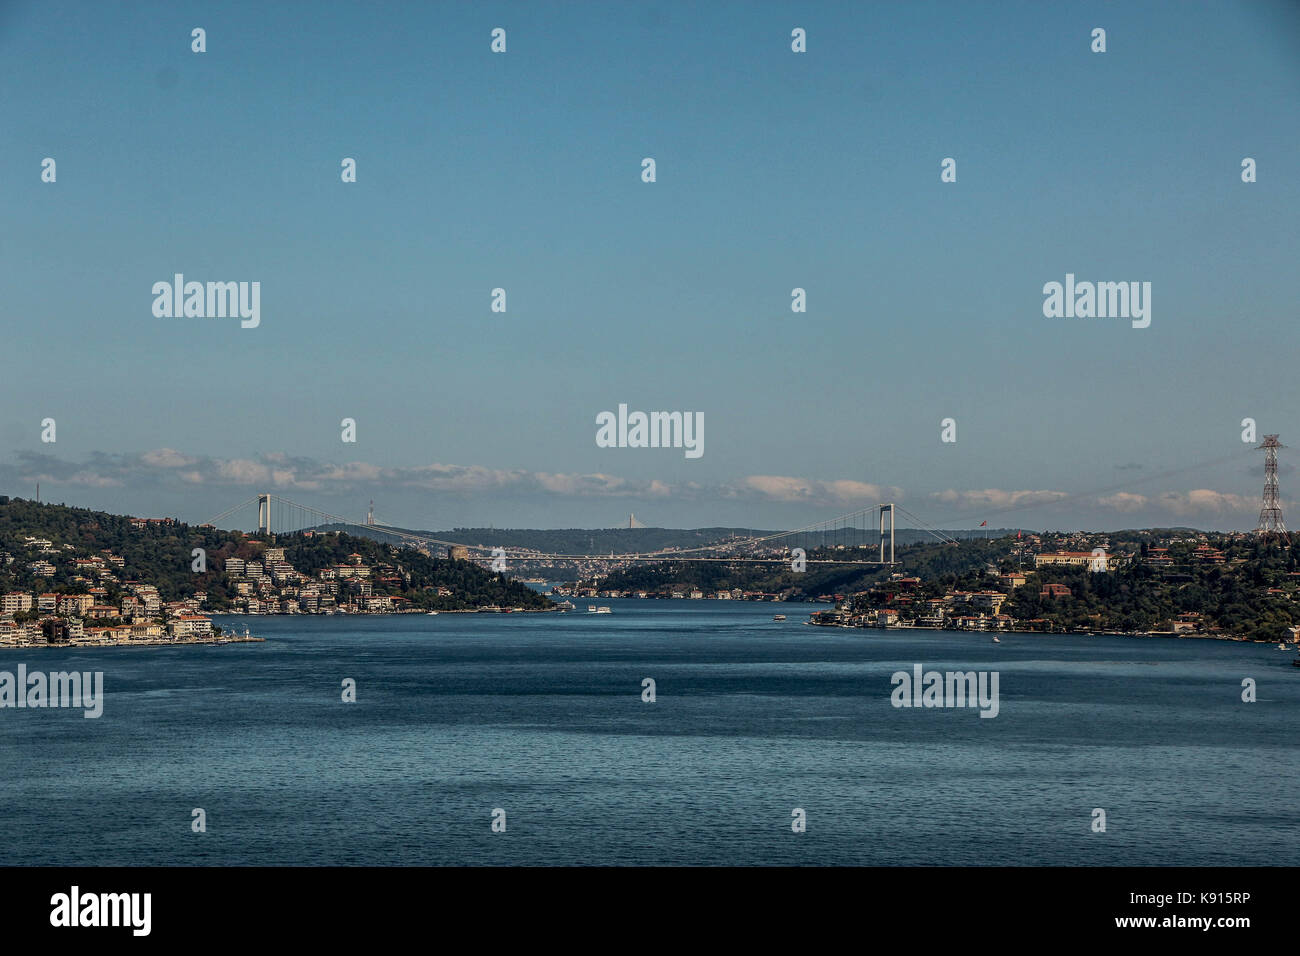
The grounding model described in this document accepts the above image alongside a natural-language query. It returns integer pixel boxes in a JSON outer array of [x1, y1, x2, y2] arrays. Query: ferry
[[773, 614, 787, 621], [592, 606, 612, 614], [555, 600, 575, 611]]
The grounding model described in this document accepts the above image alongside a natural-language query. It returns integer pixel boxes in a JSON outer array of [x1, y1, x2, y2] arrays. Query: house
[[1040, 583, 1072, 598], [968, 591, 1007, 613], [171, 615, 212, 638], [1035, 551, 1109, 571]]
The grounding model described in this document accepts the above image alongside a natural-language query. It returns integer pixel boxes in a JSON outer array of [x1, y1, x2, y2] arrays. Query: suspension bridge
[[190, 439, 1286, 570], [200, 494, 962, 567]]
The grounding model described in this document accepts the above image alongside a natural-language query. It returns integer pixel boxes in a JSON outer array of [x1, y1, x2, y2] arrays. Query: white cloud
[[141, 448, 196, 468], [735, 475, 900, 504], [931, 488, 1069, 510], [1097, 492, 1147, 512], [1157, 489, 1257, 516]]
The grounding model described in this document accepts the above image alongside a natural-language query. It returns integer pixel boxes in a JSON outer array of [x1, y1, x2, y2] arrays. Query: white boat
[[773, 614, 787, 621], [587, 605, 597, 613], [428, 611, 439, 616], [593, 606, 612, 614], [992, 636, 1001, 643]]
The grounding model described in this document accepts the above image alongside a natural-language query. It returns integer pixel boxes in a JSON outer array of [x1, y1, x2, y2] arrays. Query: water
[[2, 599, 1297, 865]]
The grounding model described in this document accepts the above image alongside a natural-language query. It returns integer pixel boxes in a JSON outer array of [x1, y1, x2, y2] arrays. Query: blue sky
[[2, 0, 1299, 532]]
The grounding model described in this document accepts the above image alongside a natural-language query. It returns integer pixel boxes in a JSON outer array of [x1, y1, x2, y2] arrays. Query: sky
[[2, 0, 1299, 533]]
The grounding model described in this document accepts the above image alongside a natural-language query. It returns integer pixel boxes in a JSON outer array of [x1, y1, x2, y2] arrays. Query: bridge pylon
[[879, 503, 895, 564], [257, 494, 271, 534]]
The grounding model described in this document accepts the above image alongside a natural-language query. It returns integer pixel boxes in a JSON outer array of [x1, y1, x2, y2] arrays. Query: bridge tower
[[257, 494, 271, 534], [1256, 435, 1289, 541], [879, 503, 895, 564]]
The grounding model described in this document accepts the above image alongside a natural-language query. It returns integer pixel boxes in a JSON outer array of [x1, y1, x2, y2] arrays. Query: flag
[[1017, 530, 1022, 540], [979, 520, 987, 527]]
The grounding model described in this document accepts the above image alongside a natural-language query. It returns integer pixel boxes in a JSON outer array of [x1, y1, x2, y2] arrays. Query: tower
[[367, 500, 375, 526], [879, 503, 895, 564], [257, 493, 271, 534], [1256, 435, 1288, 540]]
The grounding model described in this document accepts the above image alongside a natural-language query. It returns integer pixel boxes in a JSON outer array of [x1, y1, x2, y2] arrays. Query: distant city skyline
[[3, 1, 1298, 531]]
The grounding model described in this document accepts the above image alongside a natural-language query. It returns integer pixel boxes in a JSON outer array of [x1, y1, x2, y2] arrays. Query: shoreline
[[806, 619, 1294, 646], [0, 635, 265, 650]]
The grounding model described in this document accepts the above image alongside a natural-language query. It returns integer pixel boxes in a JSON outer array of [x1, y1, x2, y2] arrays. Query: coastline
[[805, 619, 1293, 646], [0, 635, 265, 650]]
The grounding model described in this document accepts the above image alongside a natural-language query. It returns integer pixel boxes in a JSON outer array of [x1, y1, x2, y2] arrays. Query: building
[[59, 593, 93, 615], [967, 591, 1007, 613], [1035, 551, 1109, 571], [171, 615, 213, 638], [2, 592, 33, 614]]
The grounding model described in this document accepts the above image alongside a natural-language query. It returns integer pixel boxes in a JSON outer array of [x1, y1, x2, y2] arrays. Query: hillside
[[0, 496, 550, 612], [593, 538, 1009, 598], [315, 523, 1014, 554]]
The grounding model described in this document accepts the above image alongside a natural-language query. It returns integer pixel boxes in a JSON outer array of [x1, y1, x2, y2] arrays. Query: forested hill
[[0, 496, 549, 611], [315, 524, 1013, 553], [595, 538, 1011, 597]]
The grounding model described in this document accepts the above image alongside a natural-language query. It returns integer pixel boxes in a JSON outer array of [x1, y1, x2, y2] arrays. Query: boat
[[992, 636, 1001, 643], [773, 614, 787, 621], [587, 605, 597, 613], [1279, 644, 1289, 650], [428, 611, 439, 616], [593, 606, 612, 614]]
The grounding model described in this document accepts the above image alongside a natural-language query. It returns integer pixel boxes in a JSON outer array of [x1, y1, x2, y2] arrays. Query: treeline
[[593, 538, 1003, 597], [0, 497, 549, 612], [1004, 540, 1300, 640], [316, 523, 1010, 555]]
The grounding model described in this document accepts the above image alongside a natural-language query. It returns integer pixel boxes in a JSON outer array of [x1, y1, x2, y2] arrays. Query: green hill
[[0, 496, 549, 612]]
